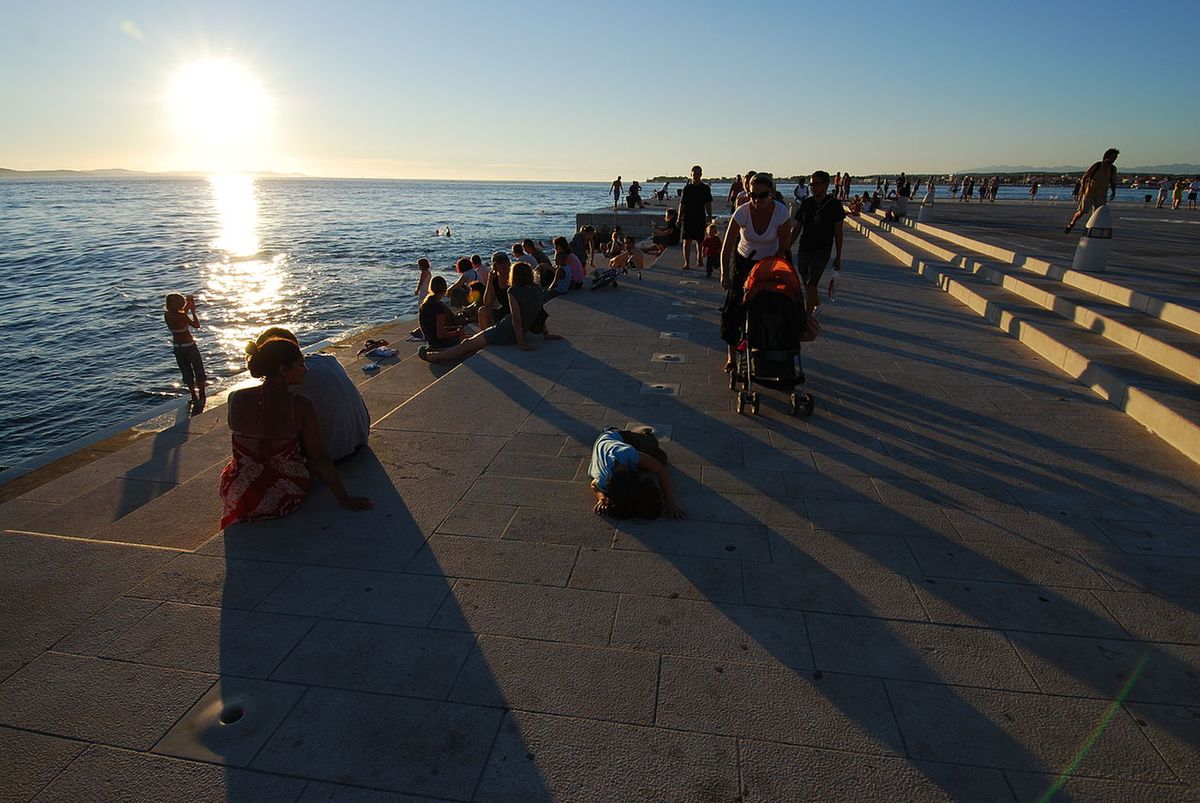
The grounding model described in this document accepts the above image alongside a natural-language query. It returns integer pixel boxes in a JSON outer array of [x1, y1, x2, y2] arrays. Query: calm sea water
[[0, 177, 629, 467], [0, 176, 1154, 467]]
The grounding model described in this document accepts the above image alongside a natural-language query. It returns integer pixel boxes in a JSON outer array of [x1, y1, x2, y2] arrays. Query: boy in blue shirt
[[588, 428, 685, 520]]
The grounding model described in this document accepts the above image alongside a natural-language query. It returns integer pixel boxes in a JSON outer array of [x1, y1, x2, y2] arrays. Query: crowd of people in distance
[[1152, 175, 1198, 211]]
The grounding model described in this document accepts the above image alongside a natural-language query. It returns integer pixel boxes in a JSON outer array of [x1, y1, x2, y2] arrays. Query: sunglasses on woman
[[749, 191, 772, 200]]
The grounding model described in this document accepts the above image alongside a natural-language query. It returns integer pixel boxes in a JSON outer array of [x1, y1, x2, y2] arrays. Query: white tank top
[[733, 201, 789, 259]]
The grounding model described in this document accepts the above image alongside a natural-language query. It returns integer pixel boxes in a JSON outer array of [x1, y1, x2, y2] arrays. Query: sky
[[1, 0, 1197, 180]]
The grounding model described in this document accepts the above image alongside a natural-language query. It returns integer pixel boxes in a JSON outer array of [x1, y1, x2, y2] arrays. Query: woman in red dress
[[219, 338, 371, 528]]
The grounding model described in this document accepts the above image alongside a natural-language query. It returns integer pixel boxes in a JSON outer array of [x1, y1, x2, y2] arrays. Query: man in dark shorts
[[677, 164, 713, 270], [790, 170, 845, 315]]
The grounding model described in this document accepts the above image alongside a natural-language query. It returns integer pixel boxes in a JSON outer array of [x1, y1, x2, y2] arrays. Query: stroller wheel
[[804, 394, 815, 417], [789, 394, 800, 416], [736, 394, 745, 415], [751, 394, 760, 415], [728, 371, 738, 391]]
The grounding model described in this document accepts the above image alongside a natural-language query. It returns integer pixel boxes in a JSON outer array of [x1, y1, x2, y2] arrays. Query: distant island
[[0, 167, 311, 179]]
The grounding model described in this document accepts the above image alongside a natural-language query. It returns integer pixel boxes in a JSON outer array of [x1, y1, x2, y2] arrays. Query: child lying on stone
[[588, 427, 685, 520]]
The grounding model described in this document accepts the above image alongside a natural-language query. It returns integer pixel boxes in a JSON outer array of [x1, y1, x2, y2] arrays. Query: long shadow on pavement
[[478, 281, 1198, 799], [197, 445, 553, 800]]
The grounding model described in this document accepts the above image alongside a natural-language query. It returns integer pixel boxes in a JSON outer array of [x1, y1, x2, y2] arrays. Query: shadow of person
[[171, 443, 553, 800], [482, 290, 1197, 799]]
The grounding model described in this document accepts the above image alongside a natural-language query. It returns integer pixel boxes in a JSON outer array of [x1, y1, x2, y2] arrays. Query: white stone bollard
[[1071, 205, 1113, 273]]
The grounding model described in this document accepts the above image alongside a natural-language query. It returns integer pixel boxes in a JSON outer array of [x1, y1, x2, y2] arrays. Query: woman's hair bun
[[245, 341, 259, 356]]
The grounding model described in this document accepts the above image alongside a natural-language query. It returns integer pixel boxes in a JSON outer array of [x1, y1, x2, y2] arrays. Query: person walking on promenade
[[1065, 148, 1119, 233], [678, 165, 713, 270], [1171, 178, 1184, 210], [610, 176, 623, 211], [719, 173, 792, 372], [1155, 177, 1171, 209], [791, 171, 846, 317], [164, 292, 207, 413], [923, 177, 937, 205], [1029, 181, 1040, 200], [727, 174, 744, 213], [792, 177, 810, 213], [1188, 178, 1199, 210], [734, 170, 757, 208]]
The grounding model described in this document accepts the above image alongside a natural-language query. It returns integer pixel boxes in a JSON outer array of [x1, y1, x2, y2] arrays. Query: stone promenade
[[1, 230, 1199, 802]]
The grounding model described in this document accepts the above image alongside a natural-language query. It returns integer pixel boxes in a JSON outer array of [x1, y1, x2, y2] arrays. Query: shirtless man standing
[[1065, 148, 1119, 233]]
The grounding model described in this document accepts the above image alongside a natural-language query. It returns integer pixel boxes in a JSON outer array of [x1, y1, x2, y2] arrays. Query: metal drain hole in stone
[[219, 705, 245, 725]]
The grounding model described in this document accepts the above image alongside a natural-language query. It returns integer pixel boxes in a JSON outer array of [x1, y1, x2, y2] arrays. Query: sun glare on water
[[167, 58, 272, 173]]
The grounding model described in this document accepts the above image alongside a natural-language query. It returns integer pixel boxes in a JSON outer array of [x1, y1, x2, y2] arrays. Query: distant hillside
[[958, 163, 1200, 175]]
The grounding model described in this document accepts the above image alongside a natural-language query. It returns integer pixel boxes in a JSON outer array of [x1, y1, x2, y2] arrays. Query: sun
[[167, 58, 272, 172]]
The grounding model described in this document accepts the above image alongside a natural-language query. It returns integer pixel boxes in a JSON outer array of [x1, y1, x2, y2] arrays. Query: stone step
[[865, 210, 1200, 337], [846, 215, 1200, 465], [854, 213, 1200, 385]]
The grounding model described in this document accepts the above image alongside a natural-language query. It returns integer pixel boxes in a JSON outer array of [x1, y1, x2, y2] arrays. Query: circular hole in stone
[[219, 705, 245, 725]]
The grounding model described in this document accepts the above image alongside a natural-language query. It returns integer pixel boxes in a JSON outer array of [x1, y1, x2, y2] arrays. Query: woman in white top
[[718, 173, 793, 371]]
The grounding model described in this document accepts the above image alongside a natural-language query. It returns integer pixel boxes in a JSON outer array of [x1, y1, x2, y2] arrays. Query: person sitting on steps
[[417, 262, 562, 364]]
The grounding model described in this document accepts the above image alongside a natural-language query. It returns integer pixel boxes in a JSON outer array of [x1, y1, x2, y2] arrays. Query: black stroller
[[730, 256, 816, 417]]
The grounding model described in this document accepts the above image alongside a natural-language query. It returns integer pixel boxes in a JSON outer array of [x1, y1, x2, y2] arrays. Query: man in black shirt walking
[[677, 165, 713, 270], [790, 170, 845, 315]]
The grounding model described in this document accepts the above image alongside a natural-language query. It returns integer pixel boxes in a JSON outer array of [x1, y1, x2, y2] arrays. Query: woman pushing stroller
[[720, 173, 816, 417], [719, 173, 793, 372]]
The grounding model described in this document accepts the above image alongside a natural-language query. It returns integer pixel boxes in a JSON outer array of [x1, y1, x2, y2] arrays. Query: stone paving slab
[[0, 532, 177, 682], [33, 745, 305, 802], [0, 726, 87, 803], [0, 652, 215, 750], [251, 687, 502, 799], [887, 680, 1176, 782], [2, 235, 1199, 799], [477, 710, 739, 803], [738, 739, 1014, 802]]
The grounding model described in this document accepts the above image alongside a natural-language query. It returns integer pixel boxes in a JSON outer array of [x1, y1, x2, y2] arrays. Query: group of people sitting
[[211, 221, 688, 528], [410, 226, 653, 363]]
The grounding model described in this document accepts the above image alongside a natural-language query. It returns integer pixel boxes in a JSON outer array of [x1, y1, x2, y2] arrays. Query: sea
[[0, 176, 1159, 468]]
